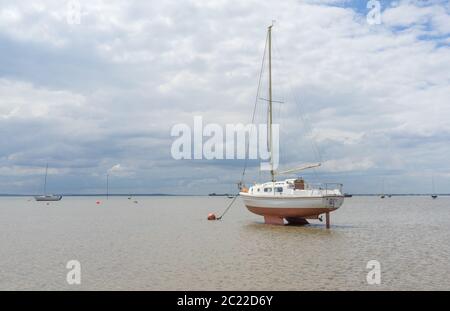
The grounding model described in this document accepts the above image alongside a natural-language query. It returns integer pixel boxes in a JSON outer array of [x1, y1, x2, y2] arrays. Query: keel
[[286, 217, 309, 226], [263, 215, 285, 225]]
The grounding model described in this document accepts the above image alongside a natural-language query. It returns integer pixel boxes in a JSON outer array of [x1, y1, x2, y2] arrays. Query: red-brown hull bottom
[[247, 206, 337, 227], [247, 206, 337, 218]]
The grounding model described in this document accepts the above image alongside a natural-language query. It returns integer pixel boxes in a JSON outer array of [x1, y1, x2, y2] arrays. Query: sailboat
[[34, 164, 62, 201], [380, 178, 385, 199], [239, 25, 344, 227], [431, 175, 438, 199]]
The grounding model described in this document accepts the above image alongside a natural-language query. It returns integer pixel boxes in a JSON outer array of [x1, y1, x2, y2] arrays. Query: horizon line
[[0, 193, 449, 197]]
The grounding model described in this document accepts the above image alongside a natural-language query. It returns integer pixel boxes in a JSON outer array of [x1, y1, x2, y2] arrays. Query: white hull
[[241, 193, 343, 210], [34, 195, 62, 201], [240, 192, 344, 225]]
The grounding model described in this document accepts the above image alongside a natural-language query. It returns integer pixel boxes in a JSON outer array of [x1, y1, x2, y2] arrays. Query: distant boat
[[35, 194, 62, 201], [431, 175, 438, 199], [344, 193, 353, 198], [209, 193, 233, 197], [380, 178, 385, 199], [34, 164, 62, 201]]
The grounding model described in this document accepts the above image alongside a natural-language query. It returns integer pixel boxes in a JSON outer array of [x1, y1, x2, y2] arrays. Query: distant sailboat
[[431, 175, 438, 199], [380, 178, 385, 199], [34, 164, 62, 201]]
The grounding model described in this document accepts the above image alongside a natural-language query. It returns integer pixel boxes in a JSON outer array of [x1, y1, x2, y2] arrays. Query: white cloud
[[312, 128, 365, 145], [322, 157, 375, 172], [0, 165, 59, 176], [383, 1, 450, 36], [107, 163, 132, 175], [0, 79, 86, 119]]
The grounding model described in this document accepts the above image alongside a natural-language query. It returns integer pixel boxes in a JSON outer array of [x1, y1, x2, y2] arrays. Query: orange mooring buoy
[[207, 213, 216, 220], [96, 201, 101, 205]]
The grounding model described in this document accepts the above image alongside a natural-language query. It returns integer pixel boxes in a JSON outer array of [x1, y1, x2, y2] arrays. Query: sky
[[0, 0, 449, 195]]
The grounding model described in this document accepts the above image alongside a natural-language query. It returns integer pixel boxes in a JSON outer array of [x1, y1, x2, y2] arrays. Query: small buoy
[[133, 200, 138, 204], [207, 213, 216, 220], [96, 201, 101, 205]]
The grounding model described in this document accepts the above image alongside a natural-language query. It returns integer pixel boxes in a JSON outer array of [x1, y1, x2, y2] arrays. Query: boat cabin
[[246, 178, 342, 197], [248, 178, 308, 195]]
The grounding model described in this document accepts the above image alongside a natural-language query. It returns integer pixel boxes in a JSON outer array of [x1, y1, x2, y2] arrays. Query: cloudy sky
[[0, 0, 449, 195]]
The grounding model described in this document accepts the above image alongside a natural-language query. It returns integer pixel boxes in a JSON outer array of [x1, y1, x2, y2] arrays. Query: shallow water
[[0, 196, 449, 290]]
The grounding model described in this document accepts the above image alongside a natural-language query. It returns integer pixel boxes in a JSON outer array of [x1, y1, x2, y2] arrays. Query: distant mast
[[106, 174, 109, 200], [43, 163, 48, 195]]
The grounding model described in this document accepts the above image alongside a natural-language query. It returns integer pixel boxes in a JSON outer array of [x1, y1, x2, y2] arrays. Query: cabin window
[[275, 187, 283, 193], [263, 188, 272, 192]]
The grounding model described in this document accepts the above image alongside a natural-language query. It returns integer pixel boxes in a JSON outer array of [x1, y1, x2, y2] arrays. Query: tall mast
[[44, 163, 48, 195], [268, 24, 275, 182]]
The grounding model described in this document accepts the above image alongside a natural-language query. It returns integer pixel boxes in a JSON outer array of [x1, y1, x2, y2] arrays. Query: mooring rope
[[216, 194, 240, 220]]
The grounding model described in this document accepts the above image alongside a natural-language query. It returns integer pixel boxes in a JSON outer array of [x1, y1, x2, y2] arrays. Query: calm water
[[0, 196, 449, 290]]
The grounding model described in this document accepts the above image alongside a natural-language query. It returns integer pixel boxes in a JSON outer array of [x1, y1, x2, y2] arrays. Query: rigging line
[[272, 34, 323, 178], [216, 194, 239, 220], [272, 37, 322, 181], [272, 53, 283, 153], [220, 31, 269, 222], [241, 30, 269, 183]]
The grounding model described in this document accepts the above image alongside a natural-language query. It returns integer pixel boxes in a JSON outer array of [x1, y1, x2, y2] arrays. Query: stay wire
[[218, 30, 269, 221]]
